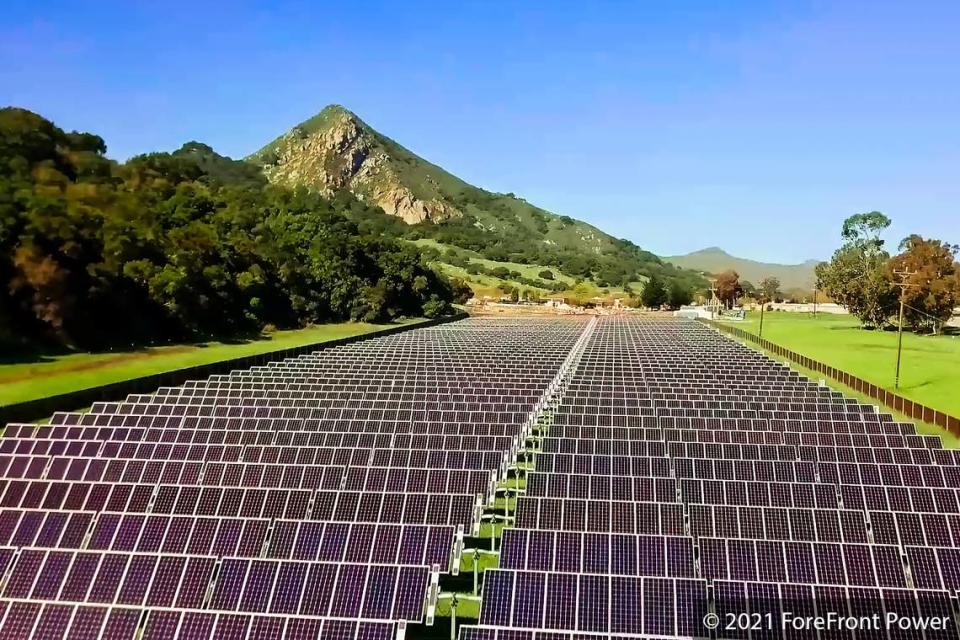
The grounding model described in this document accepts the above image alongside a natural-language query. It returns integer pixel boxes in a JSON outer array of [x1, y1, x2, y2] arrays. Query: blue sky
[[2, 1, 958, 262]]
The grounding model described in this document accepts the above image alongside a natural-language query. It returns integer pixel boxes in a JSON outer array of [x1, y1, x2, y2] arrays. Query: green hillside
[[665, 246, 819, 291], [248, 105, 706, 297]]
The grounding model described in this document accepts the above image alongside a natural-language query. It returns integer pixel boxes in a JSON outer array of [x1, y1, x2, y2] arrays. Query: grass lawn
[[436, 593, 482, 619], [0, 320, 419, 407], [458, 549, 500, 575], [721, 311, 960, 421]]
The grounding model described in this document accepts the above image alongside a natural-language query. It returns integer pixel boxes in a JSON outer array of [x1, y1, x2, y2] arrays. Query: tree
[[538, 269, 554, 280], [448, 277, 474, 304], [816, 212, 897, 328], [714, 270, 743, 309], [888, 235, 960, 333], [758, 277, 782, 303], [740, 280, 757, 299], [566, 282, 595, 307], [422, 296, 452, 318], [842, 211, 891, 245], [667, 282, 693, 309], [641, 275, 668, 308]]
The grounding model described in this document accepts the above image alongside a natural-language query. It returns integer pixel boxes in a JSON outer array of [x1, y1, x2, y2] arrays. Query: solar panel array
[[0, 317, 589, 639], [463, 317, 960, 639]]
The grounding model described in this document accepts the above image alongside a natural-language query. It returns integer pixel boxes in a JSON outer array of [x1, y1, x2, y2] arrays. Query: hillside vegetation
[[249, 105, 706, 296], [0, 108, 462, 353]]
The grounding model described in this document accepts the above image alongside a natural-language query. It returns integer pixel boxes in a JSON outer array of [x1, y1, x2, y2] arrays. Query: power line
[[901, 300, 949, 324]]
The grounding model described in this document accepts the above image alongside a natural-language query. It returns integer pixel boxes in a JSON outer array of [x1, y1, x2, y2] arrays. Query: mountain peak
[[320, 103, 351, 115], [312, 103, 362, 124], [247, 105, 463, 224], [282, 104, 366, 139], [693, 246, 730, 255]]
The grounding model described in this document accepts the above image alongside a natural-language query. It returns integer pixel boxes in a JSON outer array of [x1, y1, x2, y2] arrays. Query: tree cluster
[[714, 270, 744, 309], [816, 212, 959, 332], [640, 275, 693, 309], [758, 277, 782, 303], [0, 108, 459, 352]]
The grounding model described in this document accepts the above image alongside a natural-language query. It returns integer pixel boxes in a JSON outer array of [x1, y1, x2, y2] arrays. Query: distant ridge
[[665, 247, 819, 290]]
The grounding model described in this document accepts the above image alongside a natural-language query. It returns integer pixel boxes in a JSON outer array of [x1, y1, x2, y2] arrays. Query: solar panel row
[[464, 580, 953, 639], [0, 510, 453, 567], [0, 547, 428, 620], [548, 423, 941, 450], [1, 480, 483, 524], [0, 599, 398, 640], [1, 446, 506, 471], [36, 418, 528, 438], [5, 429, 513, 452]]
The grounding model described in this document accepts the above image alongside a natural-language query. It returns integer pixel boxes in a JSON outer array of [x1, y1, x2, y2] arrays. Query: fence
[[704, 319, 960, 437], [1, 313, 468, 426]]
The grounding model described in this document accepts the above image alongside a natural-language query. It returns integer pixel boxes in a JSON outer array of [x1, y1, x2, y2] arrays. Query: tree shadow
[[826, 323, 959, 336], [1, 319, 417, 368], [1, 329, 276, 367]]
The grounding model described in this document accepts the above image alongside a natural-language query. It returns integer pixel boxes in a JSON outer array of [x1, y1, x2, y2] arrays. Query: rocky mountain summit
[[248, 105, 461, 223]]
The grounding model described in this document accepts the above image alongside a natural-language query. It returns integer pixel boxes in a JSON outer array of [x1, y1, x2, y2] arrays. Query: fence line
[[1, 313, 467, 426], [703, 319, 960, 437]]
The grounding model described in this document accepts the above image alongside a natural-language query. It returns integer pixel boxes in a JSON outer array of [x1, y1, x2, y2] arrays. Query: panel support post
[[473, 549, 480, 596], [450, 594, 458, 640]]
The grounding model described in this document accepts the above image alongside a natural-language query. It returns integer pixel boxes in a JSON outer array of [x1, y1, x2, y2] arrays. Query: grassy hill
[[247, 105, 706, 298], [665, 246, 819, 291]]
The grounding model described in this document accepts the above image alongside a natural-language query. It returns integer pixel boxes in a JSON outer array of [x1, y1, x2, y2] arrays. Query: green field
[[723, 311, 960, 419], [0, 321, 417, 407]]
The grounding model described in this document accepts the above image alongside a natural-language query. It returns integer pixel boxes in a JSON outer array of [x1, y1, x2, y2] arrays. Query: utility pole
[[708, 279, 719, 319], [893, 269, 917, 389], [759, 298, 766, 338], [812, 285, 818, 318]]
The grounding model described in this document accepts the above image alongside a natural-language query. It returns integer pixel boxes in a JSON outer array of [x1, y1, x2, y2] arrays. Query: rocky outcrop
[[365, 183, 461, 224], [254, 109, 461, 224]]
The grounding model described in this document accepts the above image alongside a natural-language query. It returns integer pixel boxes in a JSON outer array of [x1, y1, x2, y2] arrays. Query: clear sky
[[2, 1, 957, 262]]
